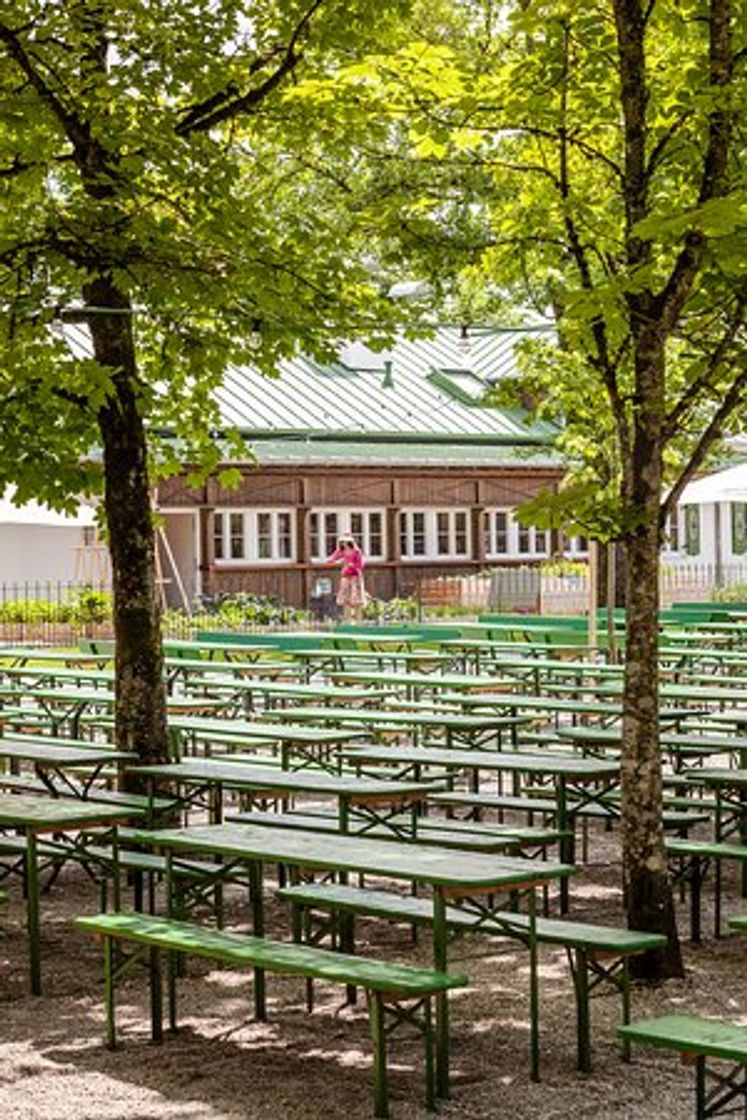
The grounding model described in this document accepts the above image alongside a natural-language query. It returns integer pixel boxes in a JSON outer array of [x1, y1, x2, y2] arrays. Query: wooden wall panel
[[305, 475, 392, 506], [213, 474, 300, 505], [396, 477, 479, 506], [479, 474, 558, 506], [156, 477, 205, 506]]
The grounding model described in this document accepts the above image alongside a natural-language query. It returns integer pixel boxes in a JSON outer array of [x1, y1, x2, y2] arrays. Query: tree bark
[[86, 276, 169, 782], [620, 328, 684, 979]]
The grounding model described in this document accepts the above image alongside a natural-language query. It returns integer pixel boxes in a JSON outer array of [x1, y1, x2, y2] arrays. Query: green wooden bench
[[618, 1014, 747, 1119], [77, 911, 467, 1118], [666, 839, 747, 941], [0, 830, 227, 917], [728, 914, 747, 933], [227, 806, 564, 855], [278, 881, 666, 1073]]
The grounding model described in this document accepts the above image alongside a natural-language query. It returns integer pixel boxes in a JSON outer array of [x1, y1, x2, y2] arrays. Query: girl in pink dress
[[326, 536, 367, 621]]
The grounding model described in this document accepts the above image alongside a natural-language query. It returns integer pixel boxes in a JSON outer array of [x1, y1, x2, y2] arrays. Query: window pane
[[399, 512, 408, 556], [229, 512, 244, 559], [214, 513, 224, 560], [518, 525, 531, 554], [495, 512, 508, 553], [733, 503, 747, 555], [535, 529, 548, 555], [369, 512, 383, 557], [412, 512, 426, 556], [325, 513, 338, 557], [437, 512, 450, 555], [350, 512, 363, 540], [685, 506, 700, 555], [257, 512, 272, 559], [454, 511, 468, 554], [278, 513, 292, 559], [309, 513, 319, 559]]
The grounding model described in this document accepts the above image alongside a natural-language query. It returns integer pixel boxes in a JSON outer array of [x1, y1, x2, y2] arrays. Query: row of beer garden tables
[[1, 630, 743, 1016]]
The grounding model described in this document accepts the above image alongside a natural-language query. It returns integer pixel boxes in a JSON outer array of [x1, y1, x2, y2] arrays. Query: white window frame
[[399, 509, 471, 561], [484, 508, 550, 560], [309, 509, 386, 562], [483, 508, 511, 558], [661, 508, 684, 555], [213, 509, 295, 564], [562, 532, 589, 557]]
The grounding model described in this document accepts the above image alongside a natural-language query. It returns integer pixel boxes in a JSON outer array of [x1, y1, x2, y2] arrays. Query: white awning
[[679, 462, 747, 505], [0, 488, 97, 527]]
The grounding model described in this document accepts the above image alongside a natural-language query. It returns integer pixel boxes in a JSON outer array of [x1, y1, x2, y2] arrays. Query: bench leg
[[620, 958, 631, 1062], [150, 947, 164, 1043], [572, 948, 591, 1074], [433, 889, 450, 1099], [104, 935, 116, 1050], [249, 860, 266, 1020], [369, 991, 389, 1120], [424, 996, 436, 1111], [696, 1055, 706, 1120]]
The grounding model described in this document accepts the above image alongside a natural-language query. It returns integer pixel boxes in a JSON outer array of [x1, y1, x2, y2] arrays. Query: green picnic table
[[0, 792, 138, 993], [618, 1013, 747, 1118], [179, 674, 396, 713], [0, 737, 136, 797], [684, 767, 747, 867], [337, 743, 619, 913], [555, 726, 743, 770], [128, 758, 441, 836], [329, 667, 516, 699], [131, 819, 575, 1093], [0, 647, 113, 668], [166, 714, 369, 769], [0, 664, 116, 688], [259, 703, 530, 750]]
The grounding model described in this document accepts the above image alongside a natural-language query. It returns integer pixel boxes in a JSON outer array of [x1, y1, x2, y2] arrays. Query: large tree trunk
[[620, 329, 684, 979], [86, 276, 169, 782]]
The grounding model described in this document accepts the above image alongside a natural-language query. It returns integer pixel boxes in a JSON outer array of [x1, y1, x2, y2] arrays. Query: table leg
[[556, 779, 571, 914], [26, 829, 42, 996], [249, 859, 266, 1020], [432, 887, 449, 1099], [528, 888, 540, 1082]]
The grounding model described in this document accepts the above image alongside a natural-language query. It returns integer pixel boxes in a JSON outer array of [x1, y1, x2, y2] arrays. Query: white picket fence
[[417, 562, 747, 614]]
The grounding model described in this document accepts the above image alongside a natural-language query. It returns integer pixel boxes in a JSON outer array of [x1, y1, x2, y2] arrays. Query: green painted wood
[[225, 808, 562, 853], [278, 883, 666, 952], [76, 912, 468, 995], [259, 705, 528, 731], [0, 793, 139, 831], [339, 744, 620, 780], [131, 821, 575, 890], [167, 715, 361, 745], [728, 915, 747, 932], [129, 760, 441, 801], [666, 839, 747, 861], [0, 742, 135, 767], [618, 1015, 747, 1062]]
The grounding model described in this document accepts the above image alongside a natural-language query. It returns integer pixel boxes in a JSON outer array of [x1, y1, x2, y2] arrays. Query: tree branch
[[0, 18, 91, 154], [175, 0, 326, 136], [661, 363, 747, 523], [663, 286, 747, 441], [658, 0, 734, 333]]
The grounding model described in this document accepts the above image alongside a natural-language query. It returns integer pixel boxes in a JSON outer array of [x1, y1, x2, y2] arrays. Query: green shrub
[[363, 596, 420, 622], [711, 583, 747, 603]]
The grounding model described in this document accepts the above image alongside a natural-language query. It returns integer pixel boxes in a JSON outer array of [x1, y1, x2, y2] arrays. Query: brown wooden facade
[[156, 460, 563, 609]]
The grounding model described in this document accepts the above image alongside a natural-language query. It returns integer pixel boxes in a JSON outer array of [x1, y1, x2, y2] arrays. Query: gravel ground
[[1, 827, 745, 1120]]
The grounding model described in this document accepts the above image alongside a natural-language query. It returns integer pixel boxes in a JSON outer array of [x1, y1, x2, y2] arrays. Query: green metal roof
[[243, 437, 559, 468], [216, 327, 558, 452]]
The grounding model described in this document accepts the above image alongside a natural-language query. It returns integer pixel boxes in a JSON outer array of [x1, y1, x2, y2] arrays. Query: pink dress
[[327, 546, 367, 607]]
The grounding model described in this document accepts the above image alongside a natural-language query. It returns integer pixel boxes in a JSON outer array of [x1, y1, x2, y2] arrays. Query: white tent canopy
[[0, 488, 96, 527], [679, 462, 747, 505]]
